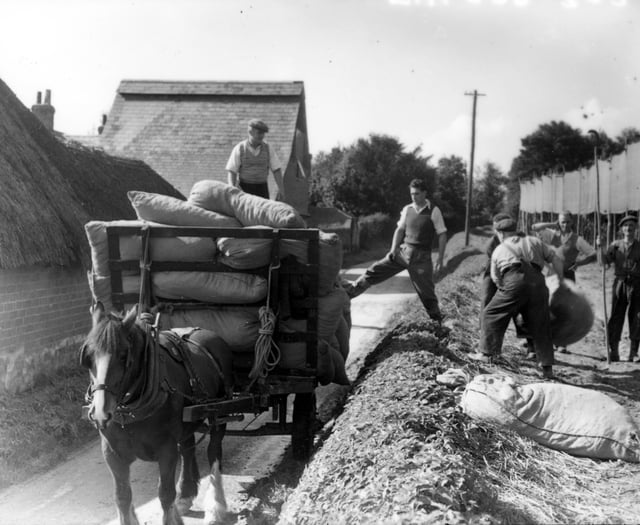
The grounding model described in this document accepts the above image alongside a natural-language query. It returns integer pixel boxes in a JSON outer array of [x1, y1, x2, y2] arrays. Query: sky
[[1, 0, 638, 174]]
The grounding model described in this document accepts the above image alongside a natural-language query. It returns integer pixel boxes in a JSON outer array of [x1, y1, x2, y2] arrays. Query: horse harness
[[86, 323, 226, 427], [159, 328, 228, 403]]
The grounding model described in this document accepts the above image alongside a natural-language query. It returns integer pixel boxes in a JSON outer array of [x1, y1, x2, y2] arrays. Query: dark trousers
[[481, 275, 530, 339], [239, 180, 269, 199], [362, 243, 441, 321], [481, 265, 554, 366], [608, 278, 640, 347]]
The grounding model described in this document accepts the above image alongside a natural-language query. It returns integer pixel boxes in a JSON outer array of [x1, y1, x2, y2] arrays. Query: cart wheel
[[292, 392, 316, 460]]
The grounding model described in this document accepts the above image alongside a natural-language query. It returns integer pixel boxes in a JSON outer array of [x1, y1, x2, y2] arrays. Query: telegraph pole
[[464, 89, 486, 246]]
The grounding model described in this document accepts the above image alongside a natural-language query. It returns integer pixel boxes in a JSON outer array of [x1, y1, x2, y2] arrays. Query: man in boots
[[472, 218, 564, 379], [346, 178, 447, 324], [603, 214, 640, 362]]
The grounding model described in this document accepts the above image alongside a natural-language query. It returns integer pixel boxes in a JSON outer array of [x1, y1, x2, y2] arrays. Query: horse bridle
[[84, 321, 152, 409]]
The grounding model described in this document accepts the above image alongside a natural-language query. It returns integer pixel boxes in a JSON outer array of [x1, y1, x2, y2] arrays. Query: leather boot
[[610, 342, 620, 362], [629, 340, 639, 362]]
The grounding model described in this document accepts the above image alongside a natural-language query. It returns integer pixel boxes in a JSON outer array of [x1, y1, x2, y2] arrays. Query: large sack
[[86, 220, 217, 276], [217, 227, 273, 269], [152, 272, 267, 303], [87, 272, 141, 313], [128, 191, 242, 227], [217, 230, 342, 295], [188, 180, 306, 228], [159, 306, 260, 351], [281, 232, 343, 296], [461, 374, 640, 462], [277, 287, 350, 378], [546, 275, 594, 346]]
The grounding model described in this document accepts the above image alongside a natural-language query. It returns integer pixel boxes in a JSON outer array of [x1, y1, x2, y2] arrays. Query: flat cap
[[248, 119, 269, 132], [495, 218, 517, 232], [618, 215, 638, 228]]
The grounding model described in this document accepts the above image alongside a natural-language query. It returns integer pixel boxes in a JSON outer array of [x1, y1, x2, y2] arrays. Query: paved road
[[0, 264, 415, 525]]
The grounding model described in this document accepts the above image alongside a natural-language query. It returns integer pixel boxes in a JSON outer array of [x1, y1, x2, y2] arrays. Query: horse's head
[[80, 303, 145, 430]]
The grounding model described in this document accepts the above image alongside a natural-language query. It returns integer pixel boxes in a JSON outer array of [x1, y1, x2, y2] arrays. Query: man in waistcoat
[[226, 119, 286, 200], [602, 214, 640, 362], [532, 211, 596, 353], [472, 218, 564, 379], [345, 178, 447, 324]]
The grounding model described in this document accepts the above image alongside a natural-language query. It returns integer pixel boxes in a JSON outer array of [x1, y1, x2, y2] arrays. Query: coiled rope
[[248, 305, 281, 381]]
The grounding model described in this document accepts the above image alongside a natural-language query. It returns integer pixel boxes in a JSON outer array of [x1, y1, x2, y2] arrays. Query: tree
[[509, 121, 593, 181], [309, 147, 345, 206], [434, 155, 467, 231], [310, 134, 436, 217], [472, 161, 509, 224]]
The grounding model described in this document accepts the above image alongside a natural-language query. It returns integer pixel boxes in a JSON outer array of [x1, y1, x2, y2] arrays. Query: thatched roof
[[0, 78, 183, 270]]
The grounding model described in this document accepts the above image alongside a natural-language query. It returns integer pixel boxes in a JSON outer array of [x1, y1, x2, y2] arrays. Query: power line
[[464, 89, 486, 246]]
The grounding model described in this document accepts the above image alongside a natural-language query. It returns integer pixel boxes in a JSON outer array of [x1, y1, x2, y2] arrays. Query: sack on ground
[[128, 191, 242, 227], [461, 374, 640, 462], [188, 180, 306, 228], [546, 275, 594, 346]]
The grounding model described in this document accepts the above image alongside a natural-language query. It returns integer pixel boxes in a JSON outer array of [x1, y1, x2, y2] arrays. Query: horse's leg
[[157, 443, 184, 525], [175, 433, 200, 515], [204, 423, 227, 525], [102, 437, 140, 525]]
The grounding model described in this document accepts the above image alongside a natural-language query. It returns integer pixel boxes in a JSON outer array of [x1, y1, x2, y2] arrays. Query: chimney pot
[[36, 91, 42, 104], [44, 89, 51, 105]]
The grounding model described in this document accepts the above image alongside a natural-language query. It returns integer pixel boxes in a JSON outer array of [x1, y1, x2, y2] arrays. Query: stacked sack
[[188, 180, 350, 386], [86, 181, 350, 385]]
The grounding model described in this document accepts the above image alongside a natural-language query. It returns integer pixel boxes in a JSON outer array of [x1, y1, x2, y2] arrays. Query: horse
[[80, 302, 233, 525]]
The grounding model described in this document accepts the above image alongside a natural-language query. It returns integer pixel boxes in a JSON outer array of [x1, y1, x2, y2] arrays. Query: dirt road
[[0, 262, 415, 525]]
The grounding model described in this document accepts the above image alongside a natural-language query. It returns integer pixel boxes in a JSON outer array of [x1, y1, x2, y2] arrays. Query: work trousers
[[481, 275, 530, 339], [481, 264, 554, 366], [239, 180, 269, 199], [361, 243, 441, 321], [607, 277, 640, 346]]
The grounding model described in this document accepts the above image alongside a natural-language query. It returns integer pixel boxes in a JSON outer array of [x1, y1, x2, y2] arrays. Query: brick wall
[[0, 265, 92, 393]]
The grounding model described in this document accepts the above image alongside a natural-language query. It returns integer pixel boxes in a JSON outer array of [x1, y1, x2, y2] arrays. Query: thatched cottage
[[0, 79, 182, 393]]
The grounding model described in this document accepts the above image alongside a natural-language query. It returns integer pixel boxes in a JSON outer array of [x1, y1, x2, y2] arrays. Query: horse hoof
[[204, 508, 227, 525], [175, 496, 194, 515]]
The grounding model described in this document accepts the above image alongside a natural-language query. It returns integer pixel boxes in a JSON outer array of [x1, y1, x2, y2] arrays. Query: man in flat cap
[[226, 119, 286, 200], [531, 211, 597, 353], [602, 214, 640, 362], [345, 178, 447, 325], [482, 212, 535, 358], [472, 217, 564, 379]]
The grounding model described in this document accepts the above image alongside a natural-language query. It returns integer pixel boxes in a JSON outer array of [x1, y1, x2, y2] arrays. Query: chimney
[[31, 89, 55, 131], [98, 114, 107, 135]]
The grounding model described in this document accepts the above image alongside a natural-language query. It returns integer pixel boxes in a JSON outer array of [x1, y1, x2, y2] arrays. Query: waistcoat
[[404, 206, 435, 249], [239, 141, 270, 183], [551, 232, 579, 268]]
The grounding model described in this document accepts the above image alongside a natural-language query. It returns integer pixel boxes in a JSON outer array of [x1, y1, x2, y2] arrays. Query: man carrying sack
[[471, 217, 564, 379], [532, 211, 597, 353]]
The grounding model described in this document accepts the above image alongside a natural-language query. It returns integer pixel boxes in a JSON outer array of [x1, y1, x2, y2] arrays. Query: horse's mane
[[84, 312, 126, 358]]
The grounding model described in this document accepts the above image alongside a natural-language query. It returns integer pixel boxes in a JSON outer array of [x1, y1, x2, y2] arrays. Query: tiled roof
[[100, 81, 307, 198], [118, 80, 304, 97]]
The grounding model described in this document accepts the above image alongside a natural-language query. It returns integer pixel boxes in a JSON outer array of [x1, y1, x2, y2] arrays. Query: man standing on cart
[[226, 119, 286, 201]]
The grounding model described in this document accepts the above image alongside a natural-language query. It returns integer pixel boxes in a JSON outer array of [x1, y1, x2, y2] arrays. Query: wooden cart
[[104, 224, 320, 459]]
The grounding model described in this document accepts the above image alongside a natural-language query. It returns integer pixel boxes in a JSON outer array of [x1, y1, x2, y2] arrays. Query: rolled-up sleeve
[[431, 206, 447, 235], [225, 143, 242, 172], [268, 144, 282, 172], [397, 205, 410, 228]]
